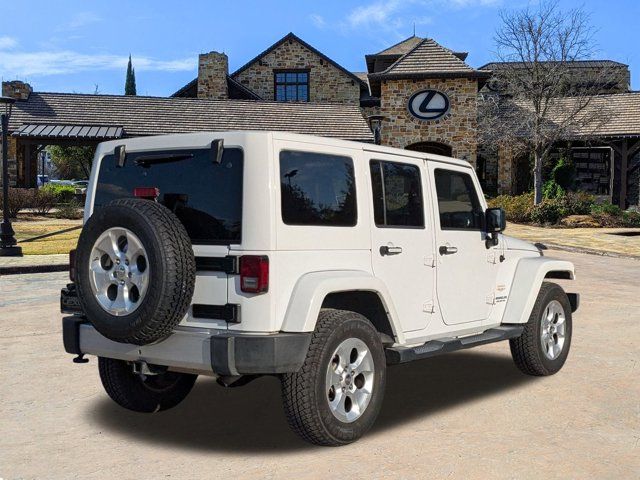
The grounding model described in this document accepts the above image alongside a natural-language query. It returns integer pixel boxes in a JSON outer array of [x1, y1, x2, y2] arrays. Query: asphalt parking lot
[[1, 249, 638, 479]]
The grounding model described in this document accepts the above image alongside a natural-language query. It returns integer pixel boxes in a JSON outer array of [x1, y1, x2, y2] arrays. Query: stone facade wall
[[0, 137, 18, 187], [233, 39, 361, 104], [379, 77, 478, 166], [2, 80, 32, 100], [197, 52, 228, 100]]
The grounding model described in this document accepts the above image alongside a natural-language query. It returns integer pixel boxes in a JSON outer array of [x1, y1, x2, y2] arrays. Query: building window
[[275, 71, 309, 102]]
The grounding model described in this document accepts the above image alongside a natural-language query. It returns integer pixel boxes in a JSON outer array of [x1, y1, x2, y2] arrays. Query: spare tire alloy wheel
[[75, 198, 196, 346], [89, 227, 149, 316]]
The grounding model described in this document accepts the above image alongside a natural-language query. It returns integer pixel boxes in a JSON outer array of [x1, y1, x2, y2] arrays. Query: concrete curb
[[542, 242, 640, 260], [0, 264, 69, 276]]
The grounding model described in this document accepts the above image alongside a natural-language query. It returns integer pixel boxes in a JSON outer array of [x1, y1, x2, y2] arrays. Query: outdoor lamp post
[[0, 95, 22, 256]]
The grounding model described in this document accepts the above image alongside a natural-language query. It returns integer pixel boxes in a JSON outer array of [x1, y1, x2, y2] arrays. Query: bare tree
[[480, 0, 614, 204]]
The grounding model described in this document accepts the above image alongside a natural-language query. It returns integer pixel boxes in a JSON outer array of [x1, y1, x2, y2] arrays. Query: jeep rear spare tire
[[75, 198, 196, 345]]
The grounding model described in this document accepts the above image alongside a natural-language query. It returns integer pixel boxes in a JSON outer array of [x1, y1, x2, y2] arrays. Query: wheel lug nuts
[[116, 259, 120, 264], [342, 387, 346, 392], [120, 281, 125, 285], [125, 260, 129, 265]]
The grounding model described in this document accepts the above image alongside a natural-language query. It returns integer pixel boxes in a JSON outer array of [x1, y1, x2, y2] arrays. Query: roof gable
[[381, 38, 478, 76], [231, 32, 366, 87], [373, 35, 424, 56]]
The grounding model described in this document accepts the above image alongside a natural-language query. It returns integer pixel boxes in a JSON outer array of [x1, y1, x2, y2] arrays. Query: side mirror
[[486, 207, 506, 233]]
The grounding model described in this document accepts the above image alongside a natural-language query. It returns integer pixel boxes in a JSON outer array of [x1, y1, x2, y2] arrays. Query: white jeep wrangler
[[61, 131, 578, 446]]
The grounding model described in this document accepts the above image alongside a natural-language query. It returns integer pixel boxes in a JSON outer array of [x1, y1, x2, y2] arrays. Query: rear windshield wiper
[[134, 153, 194, 168]]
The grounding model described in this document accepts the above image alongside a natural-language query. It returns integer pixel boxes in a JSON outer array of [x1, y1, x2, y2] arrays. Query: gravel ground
[[0, 249, 638, 479]]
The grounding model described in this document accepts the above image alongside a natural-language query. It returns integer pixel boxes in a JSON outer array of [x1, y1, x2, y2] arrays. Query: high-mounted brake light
[[69, 249, 77, 282], [133, 187, 160, 200], [240, 255, 269, 294]]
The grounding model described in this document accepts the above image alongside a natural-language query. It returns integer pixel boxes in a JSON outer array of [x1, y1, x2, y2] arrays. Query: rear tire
[[510, 282, 572, 376], [281, 309, 386, 446], [98, 357, 197, 412]]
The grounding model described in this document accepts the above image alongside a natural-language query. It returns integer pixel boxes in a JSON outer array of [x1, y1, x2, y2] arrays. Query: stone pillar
[[197, 52, 228, 100], [1, 81, 31, 187], [497, 144, 515, 195]]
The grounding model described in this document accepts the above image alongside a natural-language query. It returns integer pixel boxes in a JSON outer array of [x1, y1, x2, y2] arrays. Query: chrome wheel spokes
[[540, 300, 566, 360], [325, 337, 375, 423], [89, 227, 149, 316]]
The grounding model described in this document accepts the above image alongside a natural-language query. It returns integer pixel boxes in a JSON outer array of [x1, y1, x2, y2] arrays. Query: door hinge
[[485, 293, 495, 305], [424, 255, 436, 267], [423, 301, 435, 313], [487, 251, 497, 264]]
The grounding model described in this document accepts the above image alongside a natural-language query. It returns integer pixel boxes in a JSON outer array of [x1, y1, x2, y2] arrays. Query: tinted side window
[[280, 150, 356, 226], [434, 169, 484, 230], [370, 160, 424, 228]]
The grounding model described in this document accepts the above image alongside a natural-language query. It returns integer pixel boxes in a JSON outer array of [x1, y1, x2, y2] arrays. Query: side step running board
[[385, 325, 524, 365]]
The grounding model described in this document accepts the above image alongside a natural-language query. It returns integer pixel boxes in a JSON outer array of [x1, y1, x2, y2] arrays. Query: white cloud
[[0, 50, 196, 77], [310, 13, 326, 28], [0, 36, 17, 50], [346, 0, 404, 28], [65, 12, 101, 30]]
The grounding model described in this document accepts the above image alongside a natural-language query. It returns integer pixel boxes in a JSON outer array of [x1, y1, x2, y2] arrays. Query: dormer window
[[275, 70, 309, 102]]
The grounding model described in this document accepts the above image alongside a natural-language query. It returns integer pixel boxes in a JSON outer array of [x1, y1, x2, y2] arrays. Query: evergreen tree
[[125, 55, 137, 96]]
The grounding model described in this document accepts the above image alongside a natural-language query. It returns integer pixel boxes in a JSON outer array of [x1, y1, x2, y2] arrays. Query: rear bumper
[[62, 316, 311, 376]]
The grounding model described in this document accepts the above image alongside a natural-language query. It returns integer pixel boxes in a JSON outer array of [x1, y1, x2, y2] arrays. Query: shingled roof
[[7, 92, 374, 142], [479, 60, 628, 71], [373, 36, 424, 56], [369, 38, 489, 80], [497, 92, 640, 138]]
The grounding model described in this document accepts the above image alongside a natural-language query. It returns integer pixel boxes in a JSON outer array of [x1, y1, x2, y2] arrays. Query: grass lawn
[[12, 214, 82, 255]]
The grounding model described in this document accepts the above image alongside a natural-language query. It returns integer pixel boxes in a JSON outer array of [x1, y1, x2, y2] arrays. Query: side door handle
[[439, 245, 458, 255], [380, 245, 403, 256]]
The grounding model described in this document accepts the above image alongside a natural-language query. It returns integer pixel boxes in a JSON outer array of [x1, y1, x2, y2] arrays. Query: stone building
[[2, 32, 639, 206]]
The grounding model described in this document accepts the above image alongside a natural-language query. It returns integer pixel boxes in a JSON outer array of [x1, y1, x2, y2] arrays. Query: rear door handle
[[439, 245, 458, 255], [380, 245, 403, 256]]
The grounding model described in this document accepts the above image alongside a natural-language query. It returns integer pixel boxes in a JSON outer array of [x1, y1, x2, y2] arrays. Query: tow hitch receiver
[[132, 361, 167, 376]]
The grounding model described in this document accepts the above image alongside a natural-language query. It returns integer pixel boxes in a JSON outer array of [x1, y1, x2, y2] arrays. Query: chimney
[[197, 52, 228, 100], [2, 80, 33, 100]]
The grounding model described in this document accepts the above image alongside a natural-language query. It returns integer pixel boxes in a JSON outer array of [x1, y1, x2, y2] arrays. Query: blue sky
[[1, 0, 637, 96]]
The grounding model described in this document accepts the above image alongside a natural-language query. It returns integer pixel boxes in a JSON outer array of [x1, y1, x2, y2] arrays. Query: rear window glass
[[95, 148, 243, 244], [280, 150, 356, 226]]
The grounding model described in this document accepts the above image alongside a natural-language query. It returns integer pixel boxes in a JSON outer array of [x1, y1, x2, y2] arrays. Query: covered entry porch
[[10, 124, 124, 187]]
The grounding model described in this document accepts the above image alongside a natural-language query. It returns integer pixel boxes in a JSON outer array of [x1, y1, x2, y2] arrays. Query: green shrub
[[622, 210, 640, 227], [488, 192, 534, 223], [590, 202, 622, 216], [32, 188, 57, 215], [42, 184, 76, 203], [530, 198, 566, 225], [542, 180, 564, 199], [0, 188, 33, 218], [562, 191, 596, 216], [552, 157, 575, 189], [53, 199, 83, 219]]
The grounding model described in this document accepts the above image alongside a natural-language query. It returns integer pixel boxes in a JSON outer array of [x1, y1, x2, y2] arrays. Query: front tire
[[98, 357, 197, 412], [281, 309, 387, 446], [510, 282, 572, 376]]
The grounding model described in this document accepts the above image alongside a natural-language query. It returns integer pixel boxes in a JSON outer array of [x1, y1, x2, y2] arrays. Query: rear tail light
[[69, 249, 77, 282], [133, 187, 159, 200], [240, 255, 269, 293]]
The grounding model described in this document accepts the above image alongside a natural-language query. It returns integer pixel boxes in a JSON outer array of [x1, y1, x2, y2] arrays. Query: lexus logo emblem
[[407, 90, 450, 121]]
